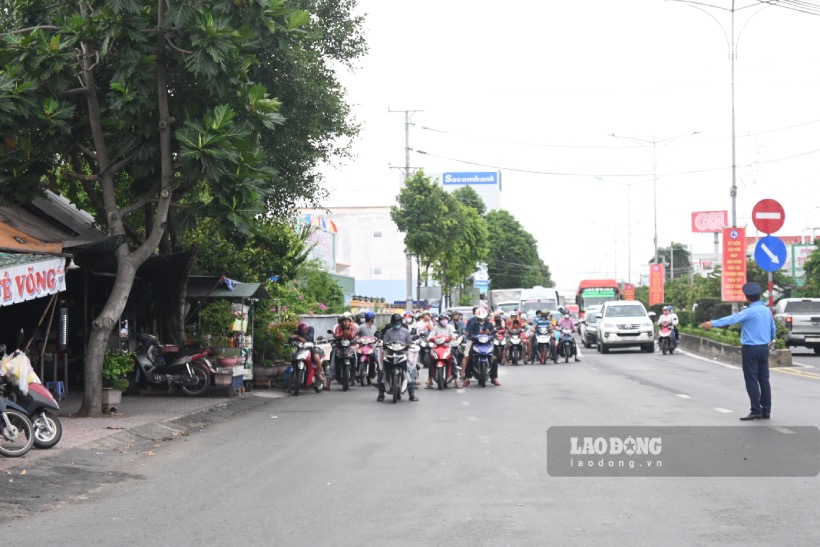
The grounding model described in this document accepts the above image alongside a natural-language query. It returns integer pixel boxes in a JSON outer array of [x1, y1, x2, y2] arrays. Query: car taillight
[[785, 316, 792, 330]]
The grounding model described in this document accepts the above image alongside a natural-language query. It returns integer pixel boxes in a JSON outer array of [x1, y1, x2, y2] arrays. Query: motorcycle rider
[[326, 311, 359, 390], [377, 313, 418, 402], [289, 322, 326, 387], [659, 306, 680, 349], [505, 316, 529, 364], [357, 311, 380, 378], [425, 313, 456, 388], [557, 312, 582, 362], [461, 307, 501, 387], [530, 310, 554, 363], [493, 312, 507, 365]]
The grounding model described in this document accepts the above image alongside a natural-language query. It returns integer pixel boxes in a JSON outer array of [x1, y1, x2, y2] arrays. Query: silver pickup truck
[[773, 298, 820, 354]]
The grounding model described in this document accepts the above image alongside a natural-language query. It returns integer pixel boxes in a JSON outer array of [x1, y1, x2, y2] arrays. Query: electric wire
[[756, 0, 820, 16], [413, 146, 820, 178], [416, 117, 820, 150]]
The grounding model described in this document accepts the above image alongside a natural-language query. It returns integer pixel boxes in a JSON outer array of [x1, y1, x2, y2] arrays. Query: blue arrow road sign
[[754, 235, 787, 272]]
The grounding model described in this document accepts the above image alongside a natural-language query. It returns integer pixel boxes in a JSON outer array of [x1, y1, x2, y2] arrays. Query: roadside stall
[[186, 275, 268, 394]]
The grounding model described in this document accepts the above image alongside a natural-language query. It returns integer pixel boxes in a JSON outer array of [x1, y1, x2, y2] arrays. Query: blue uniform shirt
[[711, 301, 776, 346]]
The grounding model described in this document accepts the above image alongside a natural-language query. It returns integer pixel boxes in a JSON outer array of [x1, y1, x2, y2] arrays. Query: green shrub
[[676, 310, 693, 328], [693, 298, 732, 324], [103, 350, 134, 389]]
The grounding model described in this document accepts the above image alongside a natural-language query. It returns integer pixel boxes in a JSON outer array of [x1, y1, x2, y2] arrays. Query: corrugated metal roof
[[0, 252, 61, 269]]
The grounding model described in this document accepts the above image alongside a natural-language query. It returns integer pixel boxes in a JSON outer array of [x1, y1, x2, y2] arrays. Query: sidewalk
[[1, 386, 287, 472]]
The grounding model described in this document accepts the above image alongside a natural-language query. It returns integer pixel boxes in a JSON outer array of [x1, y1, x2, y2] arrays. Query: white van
[[519, 286, 560, 321]]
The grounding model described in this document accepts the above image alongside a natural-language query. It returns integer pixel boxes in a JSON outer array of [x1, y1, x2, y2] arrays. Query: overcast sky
[[319, 0, 820, 291]]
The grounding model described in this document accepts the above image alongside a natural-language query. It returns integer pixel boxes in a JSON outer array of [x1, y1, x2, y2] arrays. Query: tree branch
[[165, 35, 192, 55], [1, 25, 60, 36]]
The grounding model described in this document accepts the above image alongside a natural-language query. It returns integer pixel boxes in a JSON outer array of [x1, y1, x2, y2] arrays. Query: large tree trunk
[[76, 1, 175, 415]]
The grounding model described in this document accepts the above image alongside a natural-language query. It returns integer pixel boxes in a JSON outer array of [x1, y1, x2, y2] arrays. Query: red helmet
[[297, 322, 309, 334]]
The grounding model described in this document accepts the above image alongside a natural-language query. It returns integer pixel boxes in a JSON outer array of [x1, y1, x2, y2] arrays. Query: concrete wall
[[679, 333, 792, 367]]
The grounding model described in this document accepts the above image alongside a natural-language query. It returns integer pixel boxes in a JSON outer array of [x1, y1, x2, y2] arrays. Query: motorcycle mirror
[[327, 329, 333, 334]]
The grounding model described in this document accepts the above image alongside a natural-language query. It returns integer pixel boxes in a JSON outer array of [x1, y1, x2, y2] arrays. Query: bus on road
[[576, 279, 622, 317]]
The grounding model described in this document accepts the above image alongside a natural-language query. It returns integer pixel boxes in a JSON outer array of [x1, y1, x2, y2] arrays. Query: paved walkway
[[1, 386, 286, 472]]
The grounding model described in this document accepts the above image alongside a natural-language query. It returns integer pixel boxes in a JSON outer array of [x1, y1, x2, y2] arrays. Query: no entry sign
[[751, 199, 785, 234]]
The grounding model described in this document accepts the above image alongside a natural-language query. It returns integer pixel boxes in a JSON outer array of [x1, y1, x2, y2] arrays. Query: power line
[[756, 0, 820, 16], [416, 118, 820, 150], [413, 145, 820, 178]]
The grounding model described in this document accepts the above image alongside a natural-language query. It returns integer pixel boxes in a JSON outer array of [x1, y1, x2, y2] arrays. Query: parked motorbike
[[356, 336, 378, 386], [468, 333, 494, 387], [557, 327, 577, 363], [382, 341, 410, 403], [0, 346, 62, 449], [658, 323, 675, 355], [131, 333, 214, 397], [429, 333, 455, 390], [534, 326, 552, 365], [328, 331, 357, 392], [0, 396, 34, 457], [506, 328, 524, 365], [288, 339, 322, 396], [492, 330, 507, 365]]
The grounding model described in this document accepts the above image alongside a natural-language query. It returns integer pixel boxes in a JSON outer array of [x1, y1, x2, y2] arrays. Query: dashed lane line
[[675, 394, 691, 399], [715, 408, 733, 414]]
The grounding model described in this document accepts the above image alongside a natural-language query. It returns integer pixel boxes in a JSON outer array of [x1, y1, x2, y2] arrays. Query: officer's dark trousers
[[741, 344, 771, 415]]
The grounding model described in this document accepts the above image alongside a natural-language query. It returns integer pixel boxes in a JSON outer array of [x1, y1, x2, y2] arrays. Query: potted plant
[[102, 350, 134, 409]]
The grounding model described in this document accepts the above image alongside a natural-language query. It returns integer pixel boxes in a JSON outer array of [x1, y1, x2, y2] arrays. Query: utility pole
[[389, 107, 423, 311]]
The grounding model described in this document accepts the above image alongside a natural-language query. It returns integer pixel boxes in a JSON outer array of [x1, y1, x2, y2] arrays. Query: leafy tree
[[485, 210, 553, 289], [650, 242, 692, 279], [451, 185, 487, 217], [391, 170, 456, 301], [0, 1, 318, 416], [794, 242, 820, 296], [431, 196, 489, 308]]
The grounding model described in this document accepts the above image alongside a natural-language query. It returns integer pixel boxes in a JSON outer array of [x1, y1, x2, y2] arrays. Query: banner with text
[[624, 283, 635, 301], [721, 227, 747, 302], [649, 264, 665, 306], [0, 256, 66, 307]]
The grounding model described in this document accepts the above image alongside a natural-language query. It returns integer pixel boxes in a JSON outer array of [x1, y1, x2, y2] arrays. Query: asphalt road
[[3, 342, 819, 546]]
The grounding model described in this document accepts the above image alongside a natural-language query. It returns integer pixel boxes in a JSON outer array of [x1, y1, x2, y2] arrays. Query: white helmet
[[475, 308, 489, 321]]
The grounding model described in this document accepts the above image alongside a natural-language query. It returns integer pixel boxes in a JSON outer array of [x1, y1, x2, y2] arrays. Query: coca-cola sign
[[691, 211, 727, 233]]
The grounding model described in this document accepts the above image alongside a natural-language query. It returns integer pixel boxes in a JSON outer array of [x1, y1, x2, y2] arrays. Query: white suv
[[596, 301, 655, 353]]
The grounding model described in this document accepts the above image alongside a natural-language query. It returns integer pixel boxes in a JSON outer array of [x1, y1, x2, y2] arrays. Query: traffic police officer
[[699, 282, 777, 420]]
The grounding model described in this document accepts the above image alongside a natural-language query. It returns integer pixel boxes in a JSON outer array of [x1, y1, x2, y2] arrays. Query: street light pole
[[610, 132, 700, 267], [595, 177, 652, 284], [668, 0, 772, 227]]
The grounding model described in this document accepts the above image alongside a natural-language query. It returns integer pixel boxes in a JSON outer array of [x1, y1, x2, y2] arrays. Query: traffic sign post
[[752, 199, 785, 234], [751, 199, 786, 309]]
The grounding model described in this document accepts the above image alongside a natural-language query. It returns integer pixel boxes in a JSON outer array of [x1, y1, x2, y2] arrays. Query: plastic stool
[[45, 381, 65, 401]]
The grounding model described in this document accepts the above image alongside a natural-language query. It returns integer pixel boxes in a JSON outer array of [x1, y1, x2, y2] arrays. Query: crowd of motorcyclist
[[288, 304, 585, 403]]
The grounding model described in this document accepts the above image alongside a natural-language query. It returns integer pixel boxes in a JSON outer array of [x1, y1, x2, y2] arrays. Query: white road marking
[[466, 416, 479, 422], [791, 361, 815, 369], [461, 401, 470, 406], [678, 349, 741, 369], [478, 435, 490, 444], [714, 408, 733, 413], [456, 389, 466, 394], [770, 427, 795, 434], [675, 394, 691, 399]]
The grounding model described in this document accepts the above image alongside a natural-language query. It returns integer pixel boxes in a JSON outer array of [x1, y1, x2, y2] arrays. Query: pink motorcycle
[[356, 336, 378, 386]]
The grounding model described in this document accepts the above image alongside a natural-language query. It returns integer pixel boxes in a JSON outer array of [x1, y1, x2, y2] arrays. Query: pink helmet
[[297, 322, 309, 333]]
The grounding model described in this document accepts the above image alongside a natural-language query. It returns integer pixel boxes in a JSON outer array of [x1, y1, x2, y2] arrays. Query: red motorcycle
[[429, 333, 455, 390]]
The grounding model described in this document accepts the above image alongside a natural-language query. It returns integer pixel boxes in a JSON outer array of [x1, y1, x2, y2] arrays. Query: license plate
[[805, 337, 820, 343]]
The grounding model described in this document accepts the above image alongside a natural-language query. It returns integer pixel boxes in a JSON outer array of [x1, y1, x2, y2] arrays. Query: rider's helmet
[[475, 307, 489, 322], [662, 306, 670, 314], [355, 311, 366, 325], [339, 311, 354, 325], [563, 312, 570, 320], [364, 311, 375, 322], [415, 312, 423, 321], [535, 310, 543, 318], [390, 313, 403, 329], [297, 322, 309, 334], [438, 315, 449, 327], [402, 311, 413, 325]]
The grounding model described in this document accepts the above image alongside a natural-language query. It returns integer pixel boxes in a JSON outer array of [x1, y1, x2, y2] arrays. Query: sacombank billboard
[[442, 172, 499, 186]]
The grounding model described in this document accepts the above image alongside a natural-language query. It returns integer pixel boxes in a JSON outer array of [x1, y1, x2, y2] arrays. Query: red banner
[[649, 264, 665, 306], [623, 283, 635, 301], [721, 227, 747, 302]]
